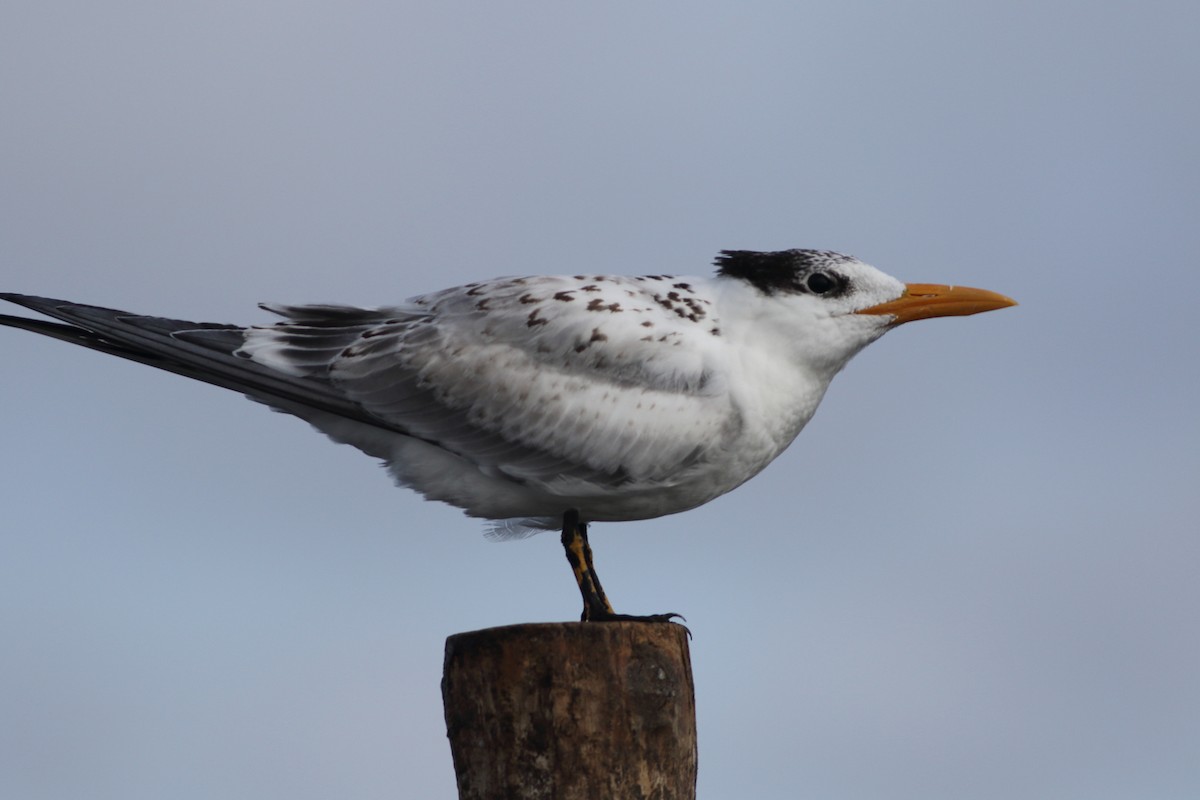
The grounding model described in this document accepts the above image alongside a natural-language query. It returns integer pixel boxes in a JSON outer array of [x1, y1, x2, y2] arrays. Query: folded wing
[[242, 275, 739, 489], [3, 276, 740, 498]]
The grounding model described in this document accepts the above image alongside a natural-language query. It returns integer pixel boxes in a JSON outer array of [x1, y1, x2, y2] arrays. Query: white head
[[713, 249, 1016, 379]]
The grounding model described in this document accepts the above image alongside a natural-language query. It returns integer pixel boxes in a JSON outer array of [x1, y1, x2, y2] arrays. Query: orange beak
[[856, 283, 1017, 325]]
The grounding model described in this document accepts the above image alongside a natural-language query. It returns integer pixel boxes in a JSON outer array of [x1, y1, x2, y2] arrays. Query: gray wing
[[240, 276, 739, 489], [0, 293, 402, 435], [3, 281, 740, 496]]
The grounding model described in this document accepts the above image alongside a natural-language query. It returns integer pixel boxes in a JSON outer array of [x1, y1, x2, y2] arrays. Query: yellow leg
[[560, 510, 684, 626], [561, 510, 615, 620]]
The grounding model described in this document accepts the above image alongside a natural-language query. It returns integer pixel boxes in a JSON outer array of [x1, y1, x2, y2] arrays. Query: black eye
[[806, 272, 836, 294]]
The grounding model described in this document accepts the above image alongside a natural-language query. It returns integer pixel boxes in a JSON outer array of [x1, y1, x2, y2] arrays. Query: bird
[[0, 249, 1015, 621]]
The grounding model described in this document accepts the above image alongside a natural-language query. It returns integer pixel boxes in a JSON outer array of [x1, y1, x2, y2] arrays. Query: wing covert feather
[[245, 275, 739, 486]]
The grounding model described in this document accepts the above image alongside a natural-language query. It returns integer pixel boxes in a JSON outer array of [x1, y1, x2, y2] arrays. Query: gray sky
[[2, 2, 1197, 798]]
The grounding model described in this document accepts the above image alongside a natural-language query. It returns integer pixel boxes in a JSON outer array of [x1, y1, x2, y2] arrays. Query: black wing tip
[[0, 294, 85, 337], [1, 292, 59, 308], [0, 293, 117, 317]]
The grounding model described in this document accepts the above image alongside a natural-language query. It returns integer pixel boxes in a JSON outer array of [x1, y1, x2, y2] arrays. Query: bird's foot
[[561, 509, 690, 634]]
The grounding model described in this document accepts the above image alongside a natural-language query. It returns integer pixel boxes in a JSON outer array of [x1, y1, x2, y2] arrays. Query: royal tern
[[0, 249, 1015, 620]]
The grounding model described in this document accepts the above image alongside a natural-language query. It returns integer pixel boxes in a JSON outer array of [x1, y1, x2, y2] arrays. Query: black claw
[[587, 611, 685, 623], [583, 610, 691, 637]]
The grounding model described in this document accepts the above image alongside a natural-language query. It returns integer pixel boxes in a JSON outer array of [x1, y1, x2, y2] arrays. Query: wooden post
[[442, 622, 697, 800]]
